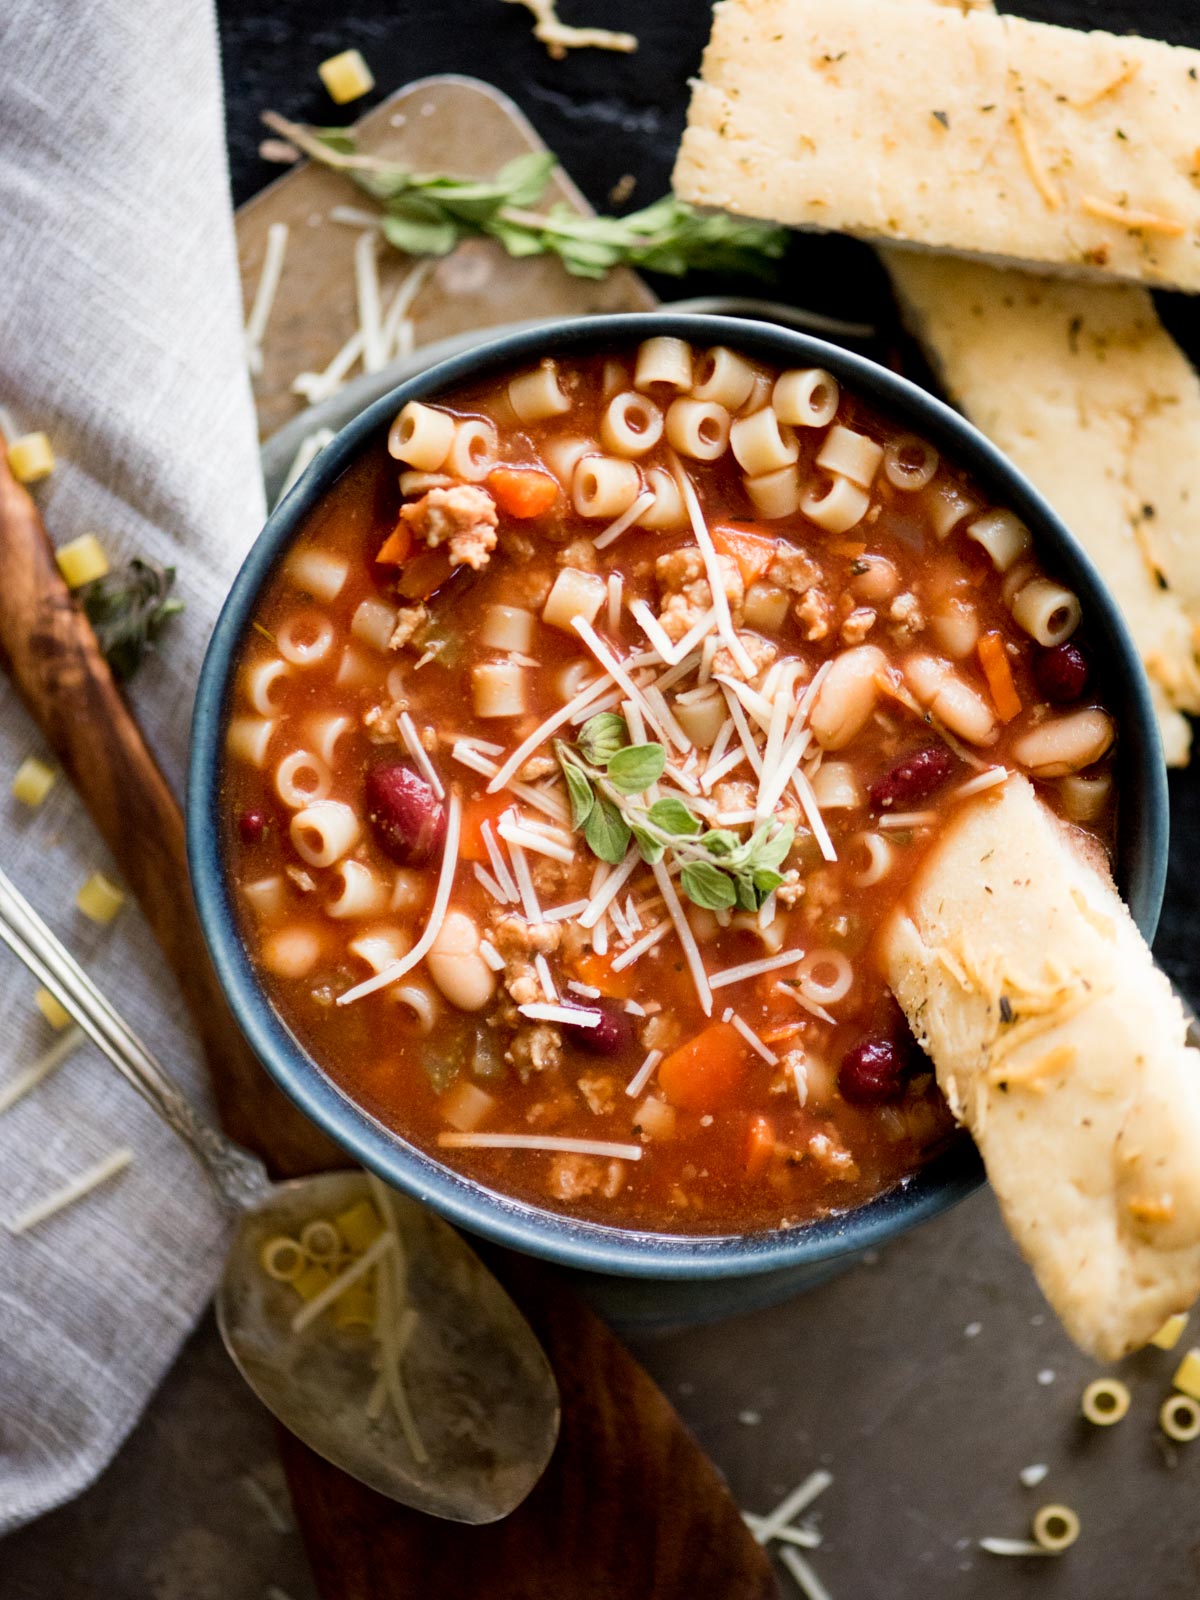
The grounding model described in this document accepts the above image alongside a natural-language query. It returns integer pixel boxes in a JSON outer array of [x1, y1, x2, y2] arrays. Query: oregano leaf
[[680, 860, 738, 911], [606, 743, 667, 795], [647, 797, 701, 836], [584, 794, 631, 864], [577, 712, 629, 766]]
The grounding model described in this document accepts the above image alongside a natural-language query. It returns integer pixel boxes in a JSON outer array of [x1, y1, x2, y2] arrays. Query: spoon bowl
[[219, 1169, 559, 1522], [0, 865, 559, 1524]]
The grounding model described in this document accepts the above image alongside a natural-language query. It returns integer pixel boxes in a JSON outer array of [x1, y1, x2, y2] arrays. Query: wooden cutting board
[[237, 74, 656, 440], [233, 74, 775, 1600]]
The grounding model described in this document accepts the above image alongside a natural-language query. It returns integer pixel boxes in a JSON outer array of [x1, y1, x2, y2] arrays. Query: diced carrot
[[375, 521, 412, 565], [978, 630, 1022, 723], [488, 466, 559, 519], [761, 1021, 806, 1045], [743, 1114, 776, 1180], [571, 950, 636, 1001], [460, 791, 511, 863], [827, 538, 868, 559], [711, 522, 778, 586], [397, 547, 453, 601], [658, 1021, 750, 1112]]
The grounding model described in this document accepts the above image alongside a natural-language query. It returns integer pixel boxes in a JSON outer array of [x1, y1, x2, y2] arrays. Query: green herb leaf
[[261, 113, 787, 282], [751, 867, 785, 898], [577, 712, 629, 766], [631, 825, 666, 866], [647, 797, 702, 836], [560, 759, 595, 829], [701, 829, 741, 859], [607, 743, 667, 795], [681, 860, 738, 911], [751, 823, 795, 872], [734, 874, 760, 912], [584, 794, 631, 864], [78, 558, 184, 682]]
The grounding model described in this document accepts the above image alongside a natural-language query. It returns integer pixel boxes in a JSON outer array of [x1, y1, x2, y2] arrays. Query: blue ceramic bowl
[[188, 313, 1168, 1324]]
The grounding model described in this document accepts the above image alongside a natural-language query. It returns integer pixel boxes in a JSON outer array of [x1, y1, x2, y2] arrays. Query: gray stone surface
[[5, 1187, 1197, 1597]]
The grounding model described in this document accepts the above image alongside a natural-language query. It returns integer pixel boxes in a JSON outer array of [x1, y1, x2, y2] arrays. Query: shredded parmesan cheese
[[594, 489, 656, 550], [710, 948, 805, 991], [1078, 193, 1186, 235], [398, 711, 444, 799], [487, 673, 612, 792], [676, 462, 757, 678], [0, 1025, 84, 1115], [355, 230, 387, 374], [778, 1548, 834, 1600], [625, 1048, 663, 1099], [724, 1009, 779, 1065], [438, 1131, 642, 1159], [611, 921, 670, 971], [1010, 108, 1063, 211], [291, 1229, 394, 1335], [501, 0, 637, 59], [652, 857, 713, 1016], [338, 793, 462, 1003], [244, 222, 289, 376], [7, 1146, 133, 1234]]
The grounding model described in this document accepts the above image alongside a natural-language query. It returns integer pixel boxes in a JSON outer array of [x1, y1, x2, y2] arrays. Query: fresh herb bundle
[[263, 112, 788, 282], [555, 712, 794, 911], [78, 557, 184, 681]]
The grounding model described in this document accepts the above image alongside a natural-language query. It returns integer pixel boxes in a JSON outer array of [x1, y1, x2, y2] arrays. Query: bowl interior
[[188, 312, 1168, 1281]]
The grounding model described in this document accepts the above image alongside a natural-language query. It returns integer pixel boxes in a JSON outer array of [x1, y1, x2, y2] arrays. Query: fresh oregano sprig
[[555, 713, 794, 912], [78, 557, 184, 682], [262, 113, 788, 282]]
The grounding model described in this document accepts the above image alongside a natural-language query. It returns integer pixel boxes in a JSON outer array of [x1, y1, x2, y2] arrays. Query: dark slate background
[[5, 4, 1199, 1597]]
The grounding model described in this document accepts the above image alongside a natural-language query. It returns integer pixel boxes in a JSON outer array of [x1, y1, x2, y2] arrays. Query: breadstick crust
[[881, 775, 1200, 1360], [675, 0, 1200, 291], [883, 250, 1200, 765]]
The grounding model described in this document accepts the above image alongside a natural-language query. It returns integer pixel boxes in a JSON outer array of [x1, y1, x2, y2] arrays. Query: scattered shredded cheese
[[710, 948, 806, 991], [792, 770, 837, 862], [594, 490, 656, 550], [723, 1008, 779, 1065], [478, 937, 505, 972], [611, 921, 670, 971], [607, 571, 624, 633], [338, 793, 461, 1003], [7, 1146, 133, 1234], [480, 819, 520, 903], [652, 857, 712, 1016], [675, 462, 756, 678], [0, 1025, 84, 1115], [779, 1547, 834, 1600], [398, 712, 445, 799], [1079, 194, 1185, 236], [501, 0, 638, 59], [291, 1229, 394, 1335], [951, 766, 1009, 802], [244, 221, 290, 376], [504, 828, 543, 922], [487, 673, 612, 792], [579, 850, 639, 929], [437, 1131, 642, 1159], [534, 952, 558, 1002], [472, 862, 510, 905], [354, 230, 387, 374], [750, 1470, 834, 1545]]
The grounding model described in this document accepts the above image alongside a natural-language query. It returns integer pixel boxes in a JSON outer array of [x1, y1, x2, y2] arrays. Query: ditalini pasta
[[222, 336, 1117, 1237]]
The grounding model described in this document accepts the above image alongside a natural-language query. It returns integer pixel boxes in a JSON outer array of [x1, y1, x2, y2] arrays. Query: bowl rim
[[187, 310, 1168, 1280]]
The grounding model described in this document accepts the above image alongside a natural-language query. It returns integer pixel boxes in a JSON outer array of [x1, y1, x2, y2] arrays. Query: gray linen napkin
[[0, 0, 267, 1530]]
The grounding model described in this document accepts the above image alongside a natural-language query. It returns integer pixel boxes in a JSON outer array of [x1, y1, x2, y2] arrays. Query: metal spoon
[[0, 865, 559, 1523]]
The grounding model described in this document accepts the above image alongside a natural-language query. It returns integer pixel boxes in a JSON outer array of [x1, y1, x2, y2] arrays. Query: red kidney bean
[[364, 764, 446, 867], [869, 744, 955, 811], [1034, 642, 1089, 704], [561, 1000, 630, 1057], [838, 1036, 908, 1104], [237, 810, 266, 845]]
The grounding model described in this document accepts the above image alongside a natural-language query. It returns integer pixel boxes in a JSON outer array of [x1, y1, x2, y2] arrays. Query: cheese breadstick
[[882, 774, 1200, 1360]]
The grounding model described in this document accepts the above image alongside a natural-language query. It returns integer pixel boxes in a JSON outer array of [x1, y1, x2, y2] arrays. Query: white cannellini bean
[[904, 654, 999, 747], [426, 910, 496, 1012], [1010, 709, 1115, 777], [809, 646, 887, 750], [928, 596, 980, 660]]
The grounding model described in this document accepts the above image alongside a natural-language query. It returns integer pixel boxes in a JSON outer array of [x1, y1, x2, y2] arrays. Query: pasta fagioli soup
[[222, 336, 1116, 1235]]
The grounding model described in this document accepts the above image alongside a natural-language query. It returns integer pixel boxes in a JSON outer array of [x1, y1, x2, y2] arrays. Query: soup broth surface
[[222, 339, 1116, 1235]]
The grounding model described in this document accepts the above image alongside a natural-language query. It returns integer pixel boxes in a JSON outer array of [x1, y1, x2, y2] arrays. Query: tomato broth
[[221, 337, 1116, 1235]]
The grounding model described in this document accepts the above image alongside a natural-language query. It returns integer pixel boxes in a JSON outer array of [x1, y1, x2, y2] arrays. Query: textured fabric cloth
[[0, 0, 266, 1531]]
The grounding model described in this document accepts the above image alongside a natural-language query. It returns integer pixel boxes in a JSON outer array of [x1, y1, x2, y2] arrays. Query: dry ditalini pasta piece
[[881, 775, 1200, 1361], [883, 251, 1200, 764], [674, 0, 1200, 291]]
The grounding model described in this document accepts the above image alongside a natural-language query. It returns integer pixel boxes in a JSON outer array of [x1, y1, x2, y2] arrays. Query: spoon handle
[[0, 864, 270, 1211]]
